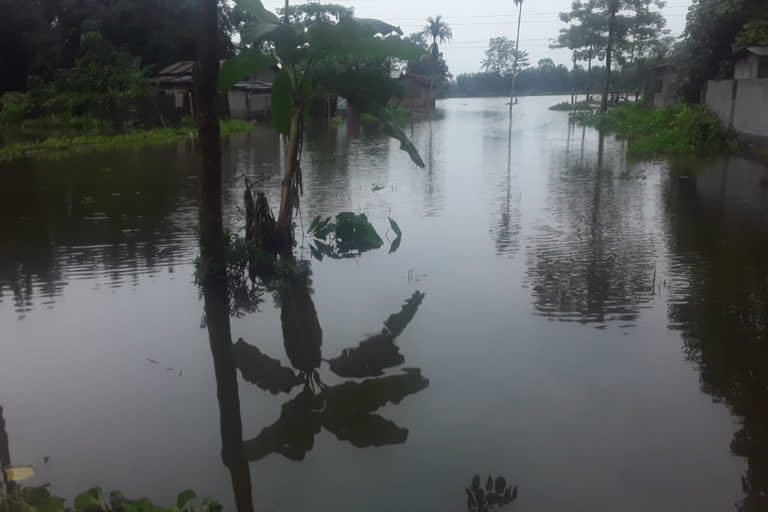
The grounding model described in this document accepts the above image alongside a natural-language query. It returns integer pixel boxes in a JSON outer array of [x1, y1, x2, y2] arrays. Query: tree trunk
[[587, 51, 593, 101], [277, 109, 303, 241], [283, 0, 289, 23], [194, 0, 225, 280], [601, 3, 617, 113]]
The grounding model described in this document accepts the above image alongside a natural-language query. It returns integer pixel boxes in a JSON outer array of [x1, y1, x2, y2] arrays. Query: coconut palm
[[423, 15, 453, 59], [509, 0, 525, 113]]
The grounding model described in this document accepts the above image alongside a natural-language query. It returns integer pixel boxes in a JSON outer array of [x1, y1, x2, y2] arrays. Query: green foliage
[[676, 0, 767, 102], [481, 37, 517, 74], [549, 100, 599, 111], [54, 32, 149, 115], [0, 120, 254, 162], [308, 212, 390, 259], [223, 1, 425, 167], [218, 50, 277, 91], [580, 103, 736, 158], [732, 19, 768, 50], [0, 485, 218, 512], [0, 93, 32, 124]]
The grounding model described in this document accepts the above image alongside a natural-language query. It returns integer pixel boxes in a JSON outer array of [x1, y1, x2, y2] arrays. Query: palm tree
[[423, 15, 453, 59], [509, 0, 524, 114]]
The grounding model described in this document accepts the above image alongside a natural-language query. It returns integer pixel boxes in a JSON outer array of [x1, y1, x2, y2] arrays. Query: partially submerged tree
[[220, 0, 426, 249]]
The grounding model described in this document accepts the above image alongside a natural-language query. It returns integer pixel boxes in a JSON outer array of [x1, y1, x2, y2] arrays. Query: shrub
[[579, 103, 735, 158]]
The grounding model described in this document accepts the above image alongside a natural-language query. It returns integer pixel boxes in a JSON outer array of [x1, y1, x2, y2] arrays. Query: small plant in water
[[307, 213, 390, 260], [466, 474, 518, 512], [0, 483, 219, 512]]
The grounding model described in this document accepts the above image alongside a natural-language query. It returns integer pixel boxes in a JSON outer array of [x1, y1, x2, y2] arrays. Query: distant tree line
[[445, 59, 647, 98]]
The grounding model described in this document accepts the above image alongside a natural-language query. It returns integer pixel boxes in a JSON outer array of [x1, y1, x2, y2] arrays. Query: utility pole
[[509, 0, 524, 115]]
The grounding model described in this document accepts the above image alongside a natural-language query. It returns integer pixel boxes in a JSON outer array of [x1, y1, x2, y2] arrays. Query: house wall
[[227, 91, 271, 120], [706, 78, 768, 141], [732, 79, 768, 137], [734, 55, 760, 79]]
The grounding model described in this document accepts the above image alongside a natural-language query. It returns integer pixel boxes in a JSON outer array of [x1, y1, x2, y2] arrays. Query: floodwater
[[2, 96, 768, 512]]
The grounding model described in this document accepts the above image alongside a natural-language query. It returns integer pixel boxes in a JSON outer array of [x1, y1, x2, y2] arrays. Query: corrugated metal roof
[[746, 45, 768, 56], [156, 61, 195, 76], [233, 79, 273, 92]]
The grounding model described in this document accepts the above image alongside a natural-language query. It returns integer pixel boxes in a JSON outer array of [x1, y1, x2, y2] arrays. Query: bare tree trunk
[[508, 0, 524, 114], [277, 110, 303, 241], [194, 0, 225, 280], [601, 3, 617, 113], [283, 0, 289, 23]]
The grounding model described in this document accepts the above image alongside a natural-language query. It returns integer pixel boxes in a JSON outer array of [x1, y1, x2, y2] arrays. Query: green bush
[[580, 103, 735, 158], [549, 100, 598, 111], [0, 93, 32, 124]]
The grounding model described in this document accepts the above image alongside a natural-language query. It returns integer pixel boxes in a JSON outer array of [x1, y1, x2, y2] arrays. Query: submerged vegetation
[[576, 103, 736, 158], [0, 119, 253, 162]]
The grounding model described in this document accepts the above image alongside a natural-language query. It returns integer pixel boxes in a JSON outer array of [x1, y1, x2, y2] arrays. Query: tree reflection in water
[[231, 263, 429, 461], [662, 160, 768, 512]]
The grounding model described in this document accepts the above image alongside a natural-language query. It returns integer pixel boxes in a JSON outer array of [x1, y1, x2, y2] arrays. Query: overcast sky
[[262, 0, 692, 74]]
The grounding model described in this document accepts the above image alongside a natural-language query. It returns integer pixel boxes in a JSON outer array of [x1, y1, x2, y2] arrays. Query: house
[[227, 67, 277, 120], [705, 45, 768, 144], [733, 46, 768, 79], [149, 61, 277, 119], [149, 61, 196, 114], [644, 64, 677, 107], [391, 74, 435, 110]]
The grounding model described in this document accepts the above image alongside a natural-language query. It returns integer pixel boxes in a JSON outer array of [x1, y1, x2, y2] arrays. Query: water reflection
[[663, 156, 768, 512], [490, 118, 521, 257], [232, 265, 428, 462], [0, 144, 196, 317], [525, 130, 657, 325], [200, 276, 254, 512]]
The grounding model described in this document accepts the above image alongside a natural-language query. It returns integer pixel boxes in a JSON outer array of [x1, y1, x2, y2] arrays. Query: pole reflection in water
[[200, 276, 254, 512]]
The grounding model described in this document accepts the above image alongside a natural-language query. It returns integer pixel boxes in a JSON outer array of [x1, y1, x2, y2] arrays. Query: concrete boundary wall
[[706, 79, 768, 141]]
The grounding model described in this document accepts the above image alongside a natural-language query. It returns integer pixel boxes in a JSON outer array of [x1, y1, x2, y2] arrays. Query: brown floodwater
[[2, 96, 768, 512]]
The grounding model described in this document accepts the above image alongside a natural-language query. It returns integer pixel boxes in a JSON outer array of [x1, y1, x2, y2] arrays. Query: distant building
[[644, 64, 677, 107], [390, 74, 436, 111], [149, 61, 277, 120], [705, 46, 768, 144], [149, 61, 196, 115], [733, 46, 768, 79]]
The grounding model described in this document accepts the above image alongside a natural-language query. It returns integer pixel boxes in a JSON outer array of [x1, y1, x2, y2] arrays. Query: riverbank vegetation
[[579, 103, 735, 158], [549, 99, 599, 111], [0, 119, 253, 162]]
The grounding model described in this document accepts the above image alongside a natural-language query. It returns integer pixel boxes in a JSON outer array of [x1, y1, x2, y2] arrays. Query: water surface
[[2, 97, 768, 512]]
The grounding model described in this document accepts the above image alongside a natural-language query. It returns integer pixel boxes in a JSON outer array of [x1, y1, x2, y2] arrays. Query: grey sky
[[263, 0, 692, 74]]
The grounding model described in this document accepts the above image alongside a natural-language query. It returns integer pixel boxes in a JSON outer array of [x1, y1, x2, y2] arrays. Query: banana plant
[[219, 0, 426, 240]]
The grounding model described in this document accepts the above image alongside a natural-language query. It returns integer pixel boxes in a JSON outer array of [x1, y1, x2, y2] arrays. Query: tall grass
[[0, 119, 255, 162], [578, 103, 736, 158]]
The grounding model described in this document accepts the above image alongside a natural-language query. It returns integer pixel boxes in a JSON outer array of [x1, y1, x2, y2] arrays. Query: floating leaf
[[3, 465, 35, 482], [177, 490, 197, 509], [503, 487, 512, 504], [486, 475, 493, 491], [512, 484, 518, 500], [388, 217, 402, 238], [471, 474, 480, 491]]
